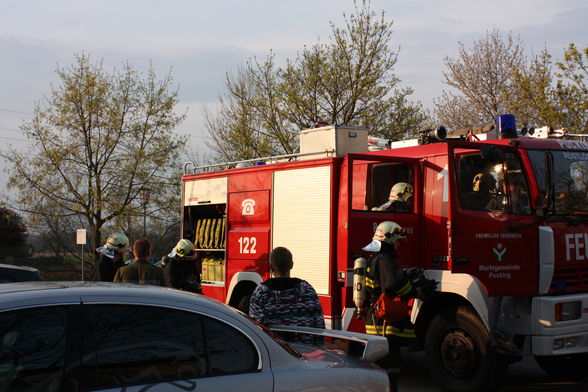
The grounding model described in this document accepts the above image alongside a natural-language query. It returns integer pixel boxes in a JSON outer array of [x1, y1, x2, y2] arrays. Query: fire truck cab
[[181, 116, 588, 391]]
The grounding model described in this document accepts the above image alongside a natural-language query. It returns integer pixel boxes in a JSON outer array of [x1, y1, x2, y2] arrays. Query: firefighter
[[471, 172, 502, 211], [161, 239, 202, 294], [372, 182, 413, 212], [362, 221, 417, 391], [90, 232, 129, 282]]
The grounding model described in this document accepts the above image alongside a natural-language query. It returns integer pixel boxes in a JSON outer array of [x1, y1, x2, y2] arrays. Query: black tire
[[535, 354, 588, 381], [237, 294, 251, 313], [425, 306, 506, 392]]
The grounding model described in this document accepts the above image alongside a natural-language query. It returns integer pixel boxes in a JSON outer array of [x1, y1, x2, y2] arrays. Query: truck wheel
[[425, 306, 505, 392], [237, 294, 251, 313], [534, 354, 588, 381]]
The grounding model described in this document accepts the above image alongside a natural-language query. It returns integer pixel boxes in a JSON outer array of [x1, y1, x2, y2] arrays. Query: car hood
[[271, 343, 388, 392], [294, 344, 379, 368]]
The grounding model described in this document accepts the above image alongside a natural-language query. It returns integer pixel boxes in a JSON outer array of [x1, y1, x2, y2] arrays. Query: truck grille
[[550, 267, 588, 294]]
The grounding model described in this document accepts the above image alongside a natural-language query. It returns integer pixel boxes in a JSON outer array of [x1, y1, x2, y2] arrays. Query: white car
[[0, 281, 389, 391]]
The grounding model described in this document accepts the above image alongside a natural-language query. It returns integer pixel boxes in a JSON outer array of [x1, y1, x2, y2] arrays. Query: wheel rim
[[440, 329, 479, 379]]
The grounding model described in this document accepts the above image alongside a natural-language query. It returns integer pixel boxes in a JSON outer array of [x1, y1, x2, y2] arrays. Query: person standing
[[90, 232, 129, 282], [249, 246, 324, 343], [489, 296, 521, 355], [162, 239, 202, 293], [113, 239, 164, 286], [362, 221, 418, 391]]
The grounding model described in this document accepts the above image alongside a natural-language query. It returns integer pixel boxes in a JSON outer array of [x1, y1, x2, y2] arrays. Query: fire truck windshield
[[528, 149, 588, 215]]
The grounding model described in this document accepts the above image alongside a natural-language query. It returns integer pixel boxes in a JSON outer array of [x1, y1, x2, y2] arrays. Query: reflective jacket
[[365, 241, 416, 339]]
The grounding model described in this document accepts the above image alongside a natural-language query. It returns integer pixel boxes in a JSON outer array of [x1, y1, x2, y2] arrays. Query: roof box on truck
[[299, 124, 369, 160]]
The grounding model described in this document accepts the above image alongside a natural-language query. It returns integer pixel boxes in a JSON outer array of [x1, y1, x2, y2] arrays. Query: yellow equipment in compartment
[[201, 257, 225, 282], [194, 218, 226, 249]]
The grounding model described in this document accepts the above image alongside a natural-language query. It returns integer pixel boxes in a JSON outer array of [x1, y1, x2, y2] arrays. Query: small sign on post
[[76, 229, 87, 281]]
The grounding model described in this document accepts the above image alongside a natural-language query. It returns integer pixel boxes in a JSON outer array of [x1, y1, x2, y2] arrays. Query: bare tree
[[435, 29, 524, 129], [205, 0, 429, 161]]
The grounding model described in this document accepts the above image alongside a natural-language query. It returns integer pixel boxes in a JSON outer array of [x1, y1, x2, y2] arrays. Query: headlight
[[554, 301, 581, 321]]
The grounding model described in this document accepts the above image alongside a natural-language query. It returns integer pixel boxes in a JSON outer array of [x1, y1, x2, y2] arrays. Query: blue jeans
[[489, 296, 517, 340]]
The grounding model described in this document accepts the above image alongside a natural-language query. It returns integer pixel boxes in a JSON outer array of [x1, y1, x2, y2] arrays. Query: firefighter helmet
[[472, 172, 496, 192], [97, 232, 129, 259], [169, 239, 196, 258], [104, 232, 129, 252], [362, 221, 407, 252], [389, 182, 413, 202], [472, 173, 484, 192]]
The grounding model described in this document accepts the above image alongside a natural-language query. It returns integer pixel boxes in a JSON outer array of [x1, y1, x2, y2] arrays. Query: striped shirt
[[249, 278, 325, 343]]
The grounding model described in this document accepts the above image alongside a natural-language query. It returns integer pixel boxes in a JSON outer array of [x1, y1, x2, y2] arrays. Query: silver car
[[0, 282, 389, 391], [0, 263, 43, 283]]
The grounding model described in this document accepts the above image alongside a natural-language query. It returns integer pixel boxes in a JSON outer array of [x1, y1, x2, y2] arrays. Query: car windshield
[[528, 149, 588, 215]]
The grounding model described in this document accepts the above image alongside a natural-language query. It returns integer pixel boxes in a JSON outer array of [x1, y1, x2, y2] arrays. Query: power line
[[0, 135, 31, 142], [0, 126, 24, 134], [0, 108, 34, 116]]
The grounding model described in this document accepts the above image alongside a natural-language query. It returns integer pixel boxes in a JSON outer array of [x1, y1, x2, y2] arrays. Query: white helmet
[[104, 232, 129, 252], [362, 221, 406, 252], [97, 232, 129, 259], [389, 182, 413, 202], [169, 239, 196, 258]]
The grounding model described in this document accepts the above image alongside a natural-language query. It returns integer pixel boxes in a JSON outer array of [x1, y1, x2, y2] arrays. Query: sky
[[0, 0, 586, 191]]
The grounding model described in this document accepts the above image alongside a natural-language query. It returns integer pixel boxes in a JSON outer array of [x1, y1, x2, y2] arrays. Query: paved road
[[399, 351, 588, 391]]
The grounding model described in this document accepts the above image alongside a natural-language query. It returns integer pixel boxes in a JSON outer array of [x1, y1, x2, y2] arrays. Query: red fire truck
[[181, 116, 588, 391]]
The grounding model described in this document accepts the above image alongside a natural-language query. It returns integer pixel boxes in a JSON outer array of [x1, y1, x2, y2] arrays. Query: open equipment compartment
[[182, 176, 227, 286]]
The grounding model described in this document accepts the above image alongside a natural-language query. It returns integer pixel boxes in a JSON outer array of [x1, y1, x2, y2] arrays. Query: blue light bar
[[496, 114, 517, 138]]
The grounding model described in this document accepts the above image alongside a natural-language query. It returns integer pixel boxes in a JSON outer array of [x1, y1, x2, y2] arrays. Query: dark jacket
[[365, 241, 416, 339], [90, 254, 124, 282], [163, 256, 202, 293], [113, 259, 164, 286]]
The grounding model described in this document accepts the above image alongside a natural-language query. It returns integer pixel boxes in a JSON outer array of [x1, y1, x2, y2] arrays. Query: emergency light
[[496, 114, 518, 139]]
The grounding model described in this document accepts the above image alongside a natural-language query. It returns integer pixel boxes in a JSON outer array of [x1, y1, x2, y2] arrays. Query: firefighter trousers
[[376, 335, 402, 391]]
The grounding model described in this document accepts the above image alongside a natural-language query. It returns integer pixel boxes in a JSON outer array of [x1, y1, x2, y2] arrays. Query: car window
[[204, 316, 259, 375], [246, 316, 301, 358], [0, 275, 17, 283], [0, 267, 42, 283], [0, 306, 70, 392], [83, 304, 259, 390]]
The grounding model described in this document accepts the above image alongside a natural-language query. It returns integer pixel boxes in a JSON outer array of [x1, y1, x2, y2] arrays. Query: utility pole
[[140, 189, 150, 238]]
